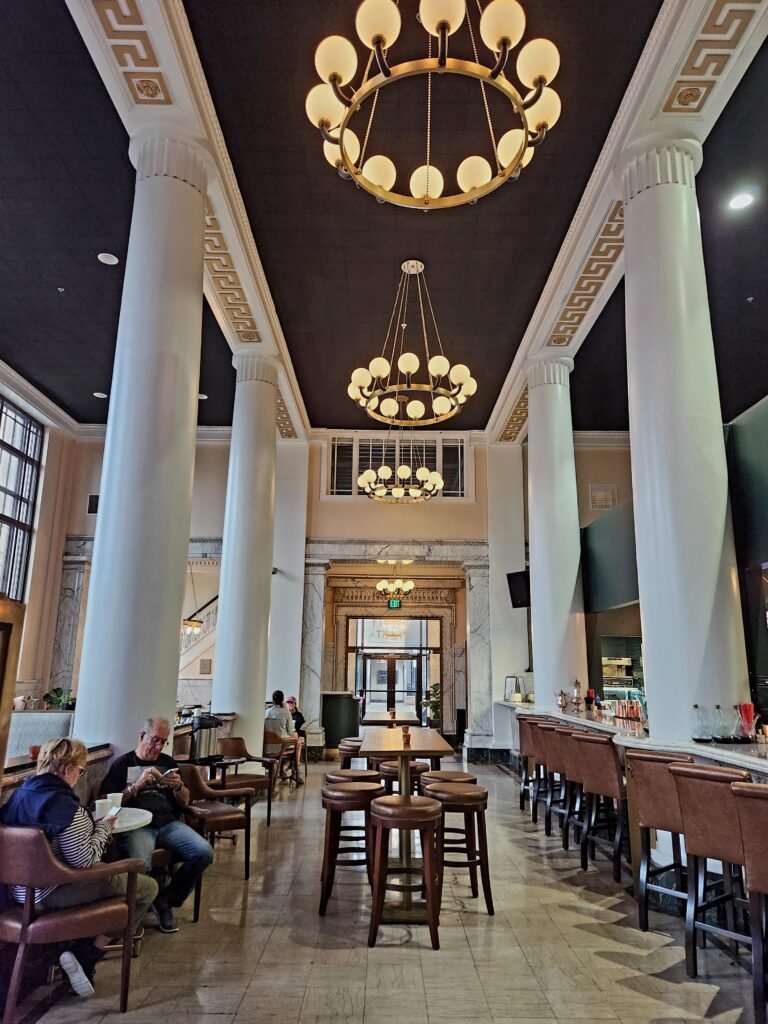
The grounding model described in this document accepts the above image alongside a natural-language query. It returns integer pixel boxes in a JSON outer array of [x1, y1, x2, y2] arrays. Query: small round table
[[111, 807, 152, 834]]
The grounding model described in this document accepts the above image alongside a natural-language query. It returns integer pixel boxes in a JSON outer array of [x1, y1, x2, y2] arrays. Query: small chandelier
[[348, 259, 476, 427], [181, 562, 203, 638], [357, 430, 444, 503], [307, 0, 562, 211], [376, 577, 415, 600]]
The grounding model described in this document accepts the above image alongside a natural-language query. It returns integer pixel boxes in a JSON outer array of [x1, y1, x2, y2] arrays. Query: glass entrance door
[[363, 654, 422, 714]]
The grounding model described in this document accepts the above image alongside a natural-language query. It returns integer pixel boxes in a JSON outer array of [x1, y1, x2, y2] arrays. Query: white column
[[299, 560, 329, 746], [74, 136, 207, 752], [527, 355, 588, 713], [463, 560, 493, 748], [621, 139, 748, 740], [212, 348, 279, 755]]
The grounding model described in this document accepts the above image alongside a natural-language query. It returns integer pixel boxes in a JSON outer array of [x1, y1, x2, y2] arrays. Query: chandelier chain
[[415, 272, 432, 372], [426, 35, 432, 196], [466, 0, 501, 173], [422, 272, 446, 356]]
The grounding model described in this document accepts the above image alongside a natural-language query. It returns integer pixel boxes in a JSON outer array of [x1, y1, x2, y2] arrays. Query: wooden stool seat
[[379, 761, 429, 795], [422, 782, 486, 807], [339, 736, 362, 746], [319, 782, 384, 916], [424, 782, 493, 917], [322, 781, 384, 810], [420, 770, 477, 789], [325, 768, 381, 785], [339, 737, 363, 769], [370, 794, 441, 825]]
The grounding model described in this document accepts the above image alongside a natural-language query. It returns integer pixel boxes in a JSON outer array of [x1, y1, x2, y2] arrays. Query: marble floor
[[20, 760, 755, 1024]]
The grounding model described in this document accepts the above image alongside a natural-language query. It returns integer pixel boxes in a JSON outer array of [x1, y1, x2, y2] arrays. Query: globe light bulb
[[409, 488, 422, 498], [416, 467, 430, 482], [369, 356, 391, 378], [348, 382, 361, 400], [525, 86, 561, 129], [357, 474, 367, 488], [428, 354, 450, 378], [380, 397, 399, 418], [362, 154, 397, 191], [480, 0, 525, 51], [516, 38, 560, 88], [351, 367, 372, 388], [397, 465, 412, 479], [394, 579, 404, 589], [356, 0, 402, 48], [377, 465, 393, 480], [323, 129, 361, 168], [407, 399, 426, 419], [457, 155, 493, 193], [315, 35, 358, 85], [363, 469, 377, 483], [432, 395, 452, 416], [497, 128, 534, 169], [449, 363, 471, 385], [398, 352, 419, 375], [461, 376, 478, 396], [392, 487, 405, 499], [419, 0, 466, 36], [458, 393, 467, 404], [375, 487, 387, 497], [367, 396, 379, 411], [305, 84, 345, 129], [410, 164, 444, 200]]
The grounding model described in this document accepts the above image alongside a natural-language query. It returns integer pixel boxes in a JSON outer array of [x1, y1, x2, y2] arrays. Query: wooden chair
[[0, 825, 142, 1023], [208, 737, 276, 826], [263, 729, 299, 787]]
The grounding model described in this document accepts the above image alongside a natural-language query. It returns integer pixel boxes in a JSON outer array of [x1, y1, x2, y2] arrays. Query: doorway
[[363, 653, 421, 712]]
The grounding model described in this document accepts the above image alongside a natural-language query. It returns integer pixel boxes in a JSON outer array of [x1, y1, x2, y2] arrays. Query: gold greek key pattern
[[93, 0, 172, 104], [546, 201, 624, 347], [662, 0, 762, 114], [204, 204, 261, 343], [276, 388, 297, 439], [500, 386, 529, 442]]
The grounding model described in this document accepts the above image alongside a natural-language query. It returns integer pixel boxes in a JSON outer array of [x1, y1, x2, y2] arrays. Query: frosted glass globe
[[323, 129, 361, 168], [457, 155, 493, 193], [449, 363, 470, 385], [356, 0, 401, 47], [432, 395, 452, 416], [357, 474, 367, 488], [363, 469, 377, 483], [376, 580, 387, 591], [369, 356, 391, 378], [315, 35, 358, 85], [416, 467, 430, 482], [397, 465, 412, 479], [516, 38, 560, 88], [362, 154, 397, 191], [398, 352, 419, 375], [409, 488, 422, 498], [377, 465, 393, 480], [497, 128, 534, 169], [394, 579, 404, 589], [305, 84, 345, 128], [404, 581, 415, 592], [461, 376, 478, 396], [351, 367, 372, 388], [367, 396, 379, 411], [347, 382, 361, 400], [358, 398, 367, 406], [480, 0, 525, 51], [428, 354, 450, 378], [380, 397, 399, 417], [458, 393, 467, 404], [375, 487, 387, 497], [429, 471, 441, 484], [419, 0, 465, 36], [407, 399, 426, 419], [410, 164, 444, 199], [392, 487, 405, 499], [525, 86, 561, 129]]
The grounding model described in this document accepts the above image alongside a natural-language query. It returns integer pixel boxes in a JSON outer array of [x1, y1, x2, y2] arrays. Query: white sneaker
[[58, 951, 95, 998]]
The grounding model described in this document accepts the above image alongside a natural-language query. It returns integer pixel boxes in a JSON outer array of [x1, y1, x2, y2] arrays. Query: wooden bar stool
[[537, 723, 567, 837], [319, 781, 384, 915], [518, 715, 542, 811], [624, 749, 693, 930], [368, 795, 443, 949], [732, 781, 768, 1024], [572, 733, 629, 882], [325, 768, 381, 784], [555, 727, 585, 850], [419, 769, 476, 794], [339, 737, 362, 769], [670, 762, 751, 978], [424, 782, 494, 916], [379, 759, 430, 795]]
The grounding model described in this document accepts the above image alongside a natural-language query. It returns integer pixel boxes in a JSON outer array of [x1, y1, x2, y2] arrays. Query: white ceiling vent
[[589, 483, 617, 512]]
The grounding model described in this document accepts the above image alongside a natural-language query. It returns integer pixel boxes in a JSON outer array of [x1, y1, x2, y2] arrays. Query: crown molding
[[573, 431, 631, 448], [0, 361, 80, 436]]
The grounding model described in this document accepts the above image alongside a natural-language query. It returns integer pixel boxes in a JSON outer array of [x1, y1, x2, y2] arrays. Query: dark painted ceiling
[[571, 40, 768, 432], [0, 0, 234, 426], [184, 0, 662, 430]]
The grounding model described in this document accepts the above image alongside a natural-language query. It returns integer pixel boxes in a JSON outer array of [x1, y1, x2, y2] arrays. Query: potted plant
[[426, 682, 441, 730], [42, 687, 73, 710]]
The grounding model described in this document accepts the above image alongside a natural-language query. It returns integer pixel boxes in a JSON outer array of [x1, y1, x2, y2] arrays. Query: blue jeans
[[118, 819, 214, 908]]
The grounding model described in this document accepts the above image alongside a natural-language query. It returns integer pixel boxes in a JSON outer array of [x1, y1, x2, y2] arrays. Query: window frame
[[0, 396, 44, 602]]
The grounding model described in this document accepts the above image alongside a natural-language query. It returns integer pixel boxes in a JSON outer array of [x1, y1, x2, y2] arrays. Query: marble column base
[[464, 746, 512, 765]]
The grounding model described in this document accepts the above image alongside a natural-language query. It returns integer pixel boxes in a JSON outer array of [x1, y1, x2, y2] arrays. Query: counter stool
[[732, 782, 768, 1024], [537, 723, 567, 837], [670, 762, 751, 978], [625, 749, 693, 930], [555, 727, 585, 850], [518, 716, 544, 811], [419, 769, 476, 794], [424, 782, 493, 916], [526, 719, 550, 823], [339, 737, 362, 769], [572, 733, 629, 882], [325, 768, 381, 785], [379, 760, 430, 795], [319, 781, 384, 915], [368, 795, 442, 950]]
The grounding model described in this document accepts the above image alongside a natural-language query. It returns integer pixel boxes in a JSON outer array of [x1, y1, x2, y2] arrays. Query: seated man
[[100, 716, 213, 933], [264, 689, 304, 785]]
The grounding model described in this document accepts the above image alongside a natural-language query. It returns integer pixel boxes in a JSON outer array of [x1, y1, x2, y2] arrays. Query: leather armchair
[[206, 737, 276, 826]]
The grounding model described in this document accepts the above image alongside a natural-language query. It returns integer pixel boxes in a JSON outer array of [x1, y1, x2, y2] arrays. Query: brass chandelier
[[348, 259, 475, 427], [376, 577, 415, 600], [357, 430, 444, 503], [181, 562, 203, 638], [306, 0, 562, 211]]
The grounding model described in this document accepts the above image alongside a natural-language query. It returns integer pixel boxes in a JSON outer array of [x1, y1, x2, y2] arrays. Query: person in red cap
[[285, 696, 306, 749]]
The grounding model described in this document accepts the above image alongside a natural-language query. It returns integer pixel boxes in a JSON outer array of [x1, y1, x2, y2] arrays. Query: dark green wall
[[580, 500, 639, 613]]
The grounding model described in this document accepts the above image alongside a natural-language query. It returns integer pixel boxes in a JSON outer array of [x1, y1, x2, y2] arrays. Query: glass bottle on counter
[[711, 704, 734, 743], [692, 704, 713, 743]]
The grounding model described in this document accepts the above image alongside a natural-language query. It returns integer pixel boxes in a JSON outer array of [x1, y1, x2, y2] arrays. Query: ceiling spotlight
[[57, 287, 65, 293], [198, 393, 208, 400], [729, 192, 754, 210], [93, 392, 108, 399], [97, 253, 119, 265]]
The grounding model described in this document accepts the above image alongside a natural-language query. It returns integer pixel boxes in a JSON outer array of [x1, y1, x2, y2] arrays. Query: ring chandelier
[[376, 577, 415, 600], [306, 0, 562, 211], [357, 430, 444, 503], [348, 259, 475, 427]]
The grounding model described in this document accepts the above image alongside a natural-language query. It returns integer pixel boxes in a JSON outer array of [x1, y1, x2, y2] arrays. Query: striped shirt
[[11, 807, 112, 904]]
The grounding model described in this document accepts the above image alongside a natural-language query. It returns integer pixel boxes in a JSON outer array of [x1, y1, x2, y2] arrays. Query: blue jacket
[[0, 772, 80, 839]]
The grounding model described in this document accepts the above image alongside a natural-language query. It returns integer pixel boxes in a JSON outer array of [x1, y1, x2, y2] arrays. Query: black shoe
[[153, 899, 179, 933], [296, 776, 305, 786]]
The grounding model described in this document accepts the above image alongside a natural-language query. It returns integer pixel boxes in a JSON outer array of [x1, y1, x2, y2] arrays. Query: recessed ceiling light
[[97, 252, 119, 265], [93, 392, 108, 399], [198, 393, 208, 400], [729, 192, 755, 210], [57, 287, 65, 293]]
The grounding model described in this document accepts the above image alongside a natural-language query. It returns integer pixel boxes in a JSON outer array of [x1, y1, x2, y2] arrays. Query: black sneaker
[[153, 899, 179, 933]]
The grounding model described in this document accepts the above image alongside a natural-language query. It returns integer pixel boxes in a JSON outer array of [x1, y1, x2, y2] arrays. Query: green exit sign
[[388, 598, 401, 609]]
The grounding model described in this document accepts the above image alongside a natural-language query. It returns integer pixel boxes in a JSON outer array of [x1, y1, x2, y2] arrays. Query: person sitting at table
[[286, 695, 306, 740], [100, 716, 213, 934], [264, 690, 304, 785], [0, 737, 158, 999]]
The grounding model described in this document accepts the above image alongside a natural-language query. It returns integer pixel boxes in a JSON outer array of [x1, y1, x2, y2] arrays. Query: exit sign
[[388, 598, 401, 609]]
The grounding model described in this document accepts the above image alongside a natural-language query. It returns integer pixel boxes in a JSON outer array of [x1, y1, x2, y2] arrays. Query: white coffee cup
[[94, 798, 110, 820], [107, 792, 123, 807]]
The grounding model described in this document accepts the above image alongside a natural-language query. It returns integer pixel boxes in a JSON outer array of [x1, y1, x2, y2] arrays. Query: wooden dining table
[[362, 708, 421, 727], [359, 725, 454, 921]]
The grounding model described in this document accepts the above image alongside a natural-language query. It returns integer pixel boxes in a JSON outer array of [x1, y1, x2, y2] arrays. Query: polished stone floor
[[24, 760, 755, 1024]]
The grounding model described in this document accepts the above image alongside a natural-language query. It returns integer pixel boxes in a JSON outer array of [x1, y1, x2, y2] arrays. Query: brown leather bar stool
[[339, 737, 362, 769], [732, 781, 768, 1024], [518, 715, 542, 811], [319, 781, 384, 915], [624, 750, 693, 930], [572, 733, 629, 882], [424, 782, 494, 916], [555, 727, 585, 850], [525, 719, 550, 823], [537, 723, 567, 837], [419, 769, 477, 794], [368, 794, 443, 949], [670, 762, 751, 978], [325, 768, 381, 784], [379, 759, 430, 795]]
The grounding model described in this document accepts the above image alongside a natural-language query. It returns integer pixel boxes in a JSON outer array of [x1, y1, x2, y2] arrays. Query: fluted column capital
[[619, 137, 702, 204], [129, 133, 209, 195], [231, 346, 280, 387], [526, 354, 574, 390]]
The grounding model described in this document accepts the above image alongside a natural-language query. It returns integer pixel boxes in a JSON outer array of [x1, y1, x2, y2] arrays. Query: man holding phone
[[100, 716, 213, 933]]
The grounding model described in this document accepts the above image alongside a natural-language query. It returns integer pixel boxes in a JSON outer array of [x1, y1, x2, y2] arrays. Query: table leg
[[398, 757, 413, 910]]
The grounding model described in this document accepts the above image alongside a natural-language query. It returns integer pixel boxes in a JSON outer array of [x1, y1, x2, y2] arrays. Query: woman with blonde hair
[[0, 737, 158, 998]]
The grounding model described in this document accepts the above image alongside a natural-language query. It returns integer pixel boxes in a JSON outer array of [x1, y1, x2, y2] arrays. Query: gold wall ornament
[[500, 385, 529, 442], [93, 0, 172, 105]]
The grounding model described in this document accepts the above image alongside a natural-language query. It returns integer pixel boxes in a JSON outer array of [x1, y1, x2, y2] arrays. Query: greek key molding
[[622, 144, 697, 203], [662, 0, 762, 114], [546, 201, 624, 348], [93, 0, 172, 105], [135, 137, 206, 194], [204, 203, 261, 344], [232, 350, 279, 387], [275, 389, 297, 439], [500, 387, 529, 442], [527, 356, 573, 390]]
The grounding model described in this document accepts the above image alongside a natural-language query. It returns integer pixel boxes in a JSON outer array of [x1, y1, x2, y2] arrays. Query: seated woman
[[0, 737, 158, 999], [264, 689, 304, 785]]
